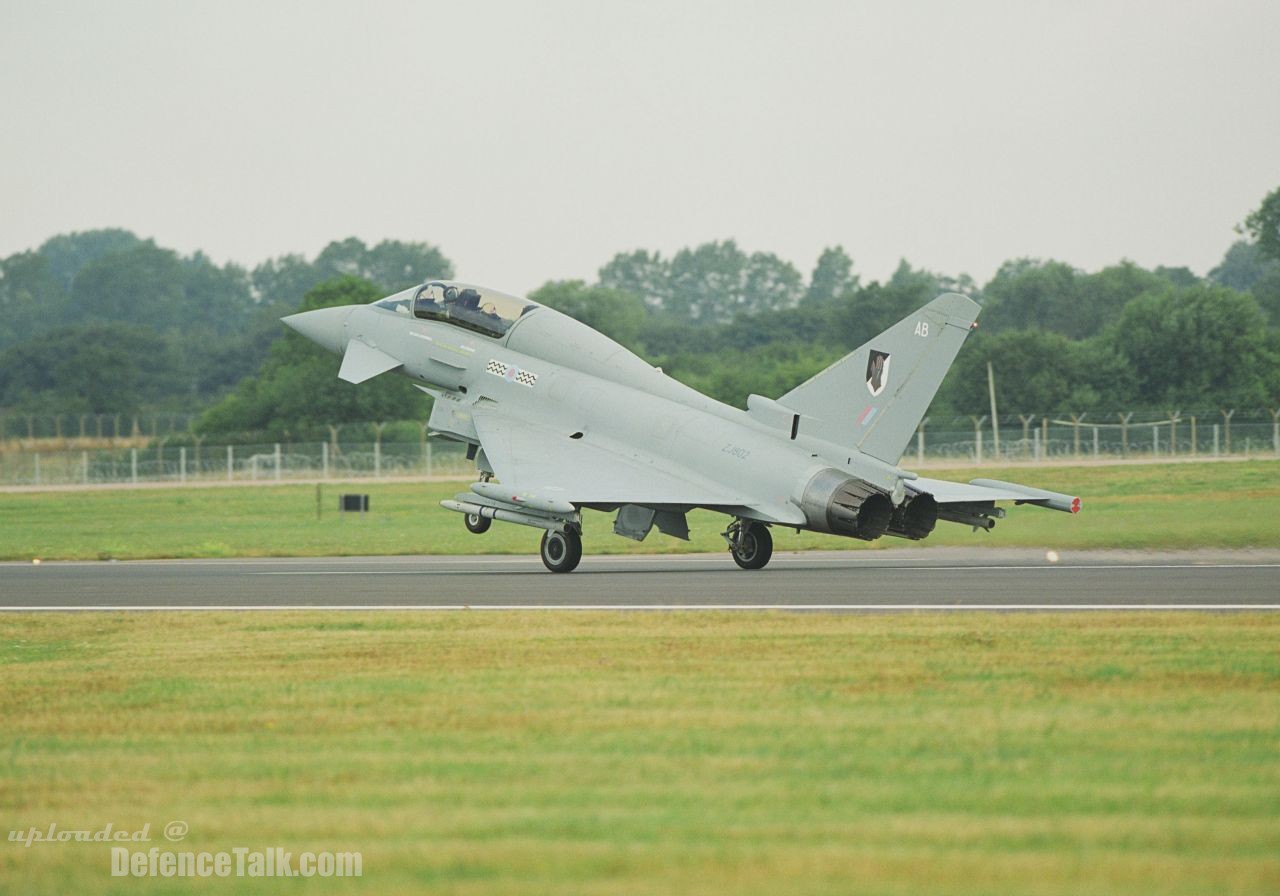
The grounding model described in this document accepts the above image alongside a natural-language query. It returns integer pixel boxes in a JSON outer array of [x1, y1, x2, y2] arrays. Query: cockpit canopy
[[374, 280, 537, 339]]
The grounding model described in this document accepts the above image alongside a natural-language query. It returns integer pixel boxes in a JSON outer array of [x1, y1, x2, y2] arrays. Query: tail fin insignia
[[776, 293, 981, 464], [865, 351, 890, 396]]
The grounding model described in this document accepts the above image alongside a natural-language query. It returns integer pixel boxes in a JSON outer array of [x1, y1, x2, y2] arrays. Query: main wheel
[[731, 522, 773, 570], [539, 528, 582, 573], [464, 512, 491, 534]]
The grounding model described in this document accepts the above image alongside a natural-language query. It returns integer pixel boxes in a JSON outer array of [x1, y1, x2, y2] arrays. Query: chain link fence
[[1, 411, 1277, 487], [0, 440, 475, 487], [910, 412, 1280, 464]]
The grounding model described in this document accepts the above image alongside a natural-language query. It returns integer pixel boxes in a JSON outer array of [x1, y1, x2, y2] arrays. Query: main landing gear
[[456, 498, 771, 573], [459, 508, 581, 572], [540, 528, 583, 573], [725, 519, 773, 570]]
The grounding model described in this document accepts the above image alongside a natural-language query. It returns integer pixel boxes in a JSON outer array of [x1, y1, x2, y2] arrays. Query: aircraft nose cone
[[281, 305, 355, 354]]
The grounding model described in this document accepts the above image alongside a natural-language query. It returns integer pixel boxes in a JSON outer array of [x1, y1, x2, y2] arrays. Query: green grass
[[1, 460, 1278, 560], [2, 611, 1278, 894]]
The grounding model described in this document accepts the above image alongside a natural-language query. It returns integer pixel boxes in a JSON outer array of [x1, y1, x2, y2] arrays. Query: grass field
[[1, 460, 1278, 560], [2, 611, 1277, 894]]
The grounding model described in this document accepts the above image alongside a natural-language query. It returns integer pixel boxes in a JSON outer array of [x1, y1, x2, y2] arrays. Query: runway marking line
[[1, 555, 937, 568], [4, 604, 1279, 612], [244, 563, 1280, 576]]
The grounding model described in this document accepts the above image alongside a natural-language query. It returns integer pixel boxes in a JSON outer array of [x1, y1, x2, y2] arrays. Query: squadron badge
[[865, 350, 890, 397]]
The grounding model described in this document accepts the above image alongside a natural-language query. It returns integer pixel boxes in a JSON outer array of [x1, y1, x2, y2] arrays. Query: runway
[[2, 548, 1278, 610]]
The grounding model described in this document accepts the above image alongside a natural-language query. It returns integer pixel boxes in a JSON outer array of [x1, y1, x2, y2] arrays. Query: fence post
[[1152, 424, 1159, 457], [131, 448, 138, 484], [226, 445, 234, 481], [1092, 426, 1099, 458], [426, 440, 433, 476], [916, 425, 925, 466], [1270, 409, 1279, 456], [1033, 427, 1041, 462], [1212, 424, 1220, 457], [1168, 412, 1180, 457], [1190, 415, 1197, 457], [179, 447, 187, 483], [1069, 414, 1086, 459], [82, 450, 89, 485], [1018, 415, 1035, 459], [1221, 409, 1235, 455], [373, 422, 386, 478], [970, 415, 987, 464], [322, 441, 329, 478], [986, 362, 1000, 458], [274, 443, 281, 481], [1117, 412, 1132, 457], [327, 425, 340, 464], [34, 452, 41, 486]]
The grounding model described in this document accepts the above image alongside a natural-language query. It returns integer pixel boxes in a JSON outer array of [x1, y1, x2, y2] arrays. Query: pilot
[[443, 286, 459, 303], [480, 302, 504, 327], [413, 284, 440, 317], [459, 288, 482, 310]]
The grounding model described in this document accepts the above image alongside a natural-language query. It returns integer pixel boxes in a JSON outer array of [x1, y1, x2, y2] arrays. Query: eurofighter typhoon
[[284, 281, 1080, 572]]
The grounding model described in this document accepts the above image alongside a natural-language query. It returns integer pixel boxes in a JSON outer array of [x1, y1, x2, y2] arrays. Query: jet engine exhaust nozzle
[[886, 493, 938, 540], [799, 469, 893, 541]]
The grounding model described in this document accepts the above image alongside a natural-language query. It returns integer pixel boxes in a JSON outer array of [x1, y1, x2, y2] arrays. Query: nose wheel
[[540, 528, 583, 573], [728, 520, 773, 570]]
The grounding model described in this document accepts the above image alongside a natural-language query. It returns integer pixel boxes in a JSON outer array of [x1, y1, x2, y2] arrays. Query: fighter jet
[[283, 280, 1080, 572]]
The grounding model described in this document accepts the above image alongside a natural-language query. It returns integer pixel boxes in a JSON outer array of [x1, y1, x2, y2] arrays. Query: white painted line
[[0, 554, 935, 568], [2, 604, 1277, 611], [247, 562, 1280, 575]]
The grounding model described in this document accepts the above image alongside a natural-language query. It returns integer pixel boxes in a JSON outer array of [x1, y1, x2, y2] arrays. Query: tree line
[[0, 231, 451, 417], [1, 188, 1278, 438]]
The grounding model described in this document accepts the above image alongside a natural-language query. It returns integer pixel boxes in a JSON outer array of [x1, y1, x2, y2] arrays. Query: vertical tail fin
[[776, 293, 980, 464]]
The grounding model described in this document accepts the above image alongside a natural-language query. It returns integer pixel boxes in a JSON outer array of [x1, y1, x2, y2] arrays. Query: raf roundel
[[486, 360, 538, 388]]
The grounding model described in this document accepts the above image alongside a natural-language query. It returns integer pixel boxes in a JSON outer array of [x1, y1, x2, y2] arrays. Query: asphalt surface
[[2, 548, 1278, 609]]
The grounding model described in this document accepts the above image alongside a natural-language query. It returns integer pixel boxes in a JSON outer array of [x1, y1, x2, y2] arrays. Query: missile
[[468, 481, 576, 515], [441, 499, 568, 533]]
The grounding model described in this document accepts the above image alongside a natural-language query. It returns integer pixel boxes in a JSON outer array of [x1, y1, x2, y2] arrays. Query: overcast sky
[[3, 0, 1278, 295]]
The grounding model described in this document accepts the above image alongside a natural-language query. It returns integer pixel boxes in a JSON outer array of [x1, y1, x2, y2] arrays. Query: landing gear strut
[[726, 519, 773, 570], [540, 528, 583, 573]]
